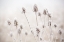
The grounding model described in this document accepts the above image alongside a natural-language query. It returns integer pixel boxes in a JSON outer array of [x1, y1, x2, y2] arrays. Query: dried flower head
[[40, 38, 42, 40], [8, 21, 11, 25], [48, 21, 51, 26], [18, 29, 21, 35], [31, 31, 33, 34], [48, 13, 51, 18], [33, 4, 38, 12], [20, 25, 23, 29], [14, 20, 18, 27], [59, 30, 62, 35], [36, 28, 40, 34], [54, 24, 57, 28], [25, 32, 28, 35], [38, 12, 41, 16], [22, 7, 25, 14], [43, 9, 47, 15]]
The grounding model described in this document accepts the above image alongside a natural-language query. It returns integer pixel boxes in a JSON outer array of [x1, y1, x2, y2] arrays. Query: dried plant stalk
[[43, 9, 47, 27], [22, 7, 37, 42], [33, 4, 38, 26]]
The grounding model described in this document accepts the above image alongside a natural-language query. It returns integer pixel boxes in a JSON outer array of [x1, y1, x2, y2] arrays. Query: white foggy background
[[0, 0, 64, 42]]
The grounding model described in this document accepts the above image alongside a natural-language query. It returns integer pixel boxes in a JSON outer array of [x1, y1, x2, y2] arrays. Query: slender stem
[[44, 15, 45, 27], [24, 14, 31, 30], [24, 13, 37, 42], [49, 18, 52, 42], [16, 26, 17, 29], [35, 12, 38, 27]]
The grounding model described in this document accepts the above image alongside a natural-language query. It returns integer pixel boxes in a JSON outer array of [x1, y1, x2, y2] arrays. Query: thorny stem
[[24, 13, 37, 42]]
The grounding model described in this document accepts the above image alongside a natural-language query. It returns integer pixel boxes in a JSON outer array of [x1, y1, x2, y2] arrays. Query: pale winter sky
[[0, 0, 64, 24], [0, 0, 64, 26]]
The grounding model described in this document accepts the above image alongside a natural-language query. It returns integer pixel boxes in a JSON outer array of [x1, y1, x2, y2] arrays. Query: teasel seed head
[[18, 29, 21, 35], [43, 9, 47, 15], [59, 30, 62, 35], [22, 7, 25, 14], [48, 13, 51, 18], [40, 38, 42, 40], [36, 28, 40, 34], [33, 4, 38, 13], [14, 20, 18, 28], [8, 21, 11, 25], [54, 24, 57, 28], [38, 12, 41, 16], [20, 25, 23, 29]]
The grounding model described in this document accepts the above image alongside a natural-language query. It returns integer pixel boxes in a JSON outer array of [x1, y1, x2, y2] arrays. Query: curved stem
[[24, 14, 31, 30], [24, 13, 37, 42]]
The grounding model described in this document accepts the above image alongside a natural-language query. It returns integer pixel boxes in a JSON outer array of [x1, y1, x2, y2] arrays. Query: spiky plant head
[[18, 29, 21, 35], [38, 12, 41, 16], [33, 4, 38, 12], [22, 7, 25, 14], [8, 21, 11, 25], [59, 30, 62, 35], [48, 13, 51, 18], [20, 25, 23, 29], [43, 9, 47, 15], [36, 28, 40, 34], [14, 20, 18, 27]]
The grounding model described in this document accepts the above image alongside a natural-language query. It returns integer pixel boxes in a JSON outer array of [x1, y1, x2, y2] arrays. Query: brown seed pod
[[22, 7, 25, 14], [36, 28, 40, 34], [20, 25, 23, 29], [38, 12, 41, 16], [33, 4, 38, 12], [54, 24, 57, 28], [8, 21, 11, 25], [14, 20, 18, 27], [18, 29, 21, 35], [48, 21, 51, 26], [40, 38, 42, 40], [43, 9, 47, 15], [59, 30, 62, 35], [48, 13, 51, 18]]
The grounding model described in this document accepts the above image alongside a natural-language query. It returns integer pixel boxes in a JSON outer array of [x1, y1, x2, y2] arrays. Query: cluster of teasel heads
[[7, 4, 63, 42]]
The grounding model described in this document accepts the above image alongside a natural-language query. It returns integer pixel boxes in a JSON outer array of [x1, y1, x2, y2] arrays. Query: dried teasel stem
[[22, 7, 31, 30], [33, 4, 38, 27], [47, 12, 52, 42], [43, 9, 47, 28], [22, 7, 37, 42]]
